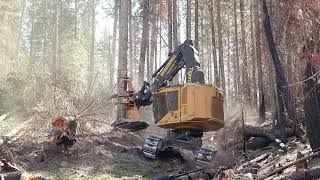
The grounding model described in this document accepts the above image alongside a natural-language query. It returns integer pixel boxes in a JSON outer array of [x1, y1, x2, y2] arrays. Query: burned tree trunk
[[262, 0, 296, 131], [304, 62, 320, 150]]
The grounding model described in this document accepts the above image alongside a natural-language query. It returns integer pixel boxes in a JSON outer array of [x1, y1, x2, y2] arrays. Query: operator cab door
[[153, 87, 181, 127]]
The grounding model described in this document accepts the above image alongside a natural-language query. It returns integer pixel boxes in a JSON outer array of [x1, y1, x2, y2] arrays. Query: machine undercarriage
[[143, 129, 215, 167]]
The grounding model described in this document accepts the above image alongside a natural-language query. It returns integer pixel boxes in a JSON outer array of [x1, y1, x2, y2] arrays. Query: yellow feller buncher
[[113, 39, 224, 167]]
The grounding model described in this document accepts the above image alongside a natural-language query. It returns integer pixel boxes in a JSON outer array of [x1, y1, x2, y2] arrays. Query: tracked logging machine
[[113, 39, 224, 166]]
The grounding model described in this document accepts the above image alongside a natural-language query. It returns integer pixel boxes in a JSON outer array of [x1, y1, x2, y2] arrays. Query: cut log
[[243, 125, 294, 150]]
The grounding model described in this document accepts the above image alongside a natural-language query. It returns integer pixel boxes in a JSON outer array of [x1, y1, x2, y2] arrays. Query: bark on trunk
[[304, 62, 320, 150], [209, 0, 219, 87], [216, 0, 225, 95], [194, 0, 199, 50], [88, 0, 96, 91], [74, 0, 78, 40], [172, 0, 179, 83], [117, 0, 129, 119], [250, 3, 257, 109], [233, 0, 239, 100], [172, 0, 178, 49], [255, 0, 266, 121], [128, 0, 133, 77], [186, 0, 191, 39], [240, 0, 250, 103], [149, 1, 158, 78], [13, 0, 26, 68], [138, 0, 150, 83], [167, 0, 173, 52], [111, 0, 119, 87]]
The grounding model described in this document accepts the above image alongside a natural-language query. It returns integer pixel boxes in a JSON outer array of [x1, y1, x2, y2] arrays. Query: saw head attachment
[[112, 77, 149, 131], [112, 118, 149, 131]]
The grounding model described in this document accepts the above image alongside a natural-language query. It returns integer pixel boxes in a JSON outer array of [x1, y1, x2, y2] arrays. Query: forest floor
[[0, 115, 193, 179], [0, 109, 316, 180]]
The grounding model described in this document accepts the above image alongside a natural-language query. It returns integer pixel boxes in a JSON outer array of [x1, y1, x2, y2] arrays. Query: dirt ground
[[0, 116, 194, 179], [0, 109, 316, 180]]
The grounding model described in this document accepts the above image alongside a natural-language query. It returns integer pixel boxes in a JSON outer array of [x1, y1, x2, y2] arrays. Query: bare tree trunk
[[255, 0, 266, 121], [209, 0, 219, 87], [200, 5, 204, 66], [158, 19, 162, 70], [111, 0, 119, 87], [216, 0, 225, 95], [88, 0, 96, 91], [206, 36, 212, 83], [128, 0, 133, 77], [149, 1, 157, 78], [57, 1, 63, 71], [42, 8, 47, 70], [74, 0, 78, 40], [52, 0, 60, 108], [186, 0, 191, 39], [240, 0, 250, 103], [172, 0, 179, 83], [194, 0, 199, 50], [250, 3, 257, 109], [172, 0, 178, 49], [117, 0, 129, 119], [138, 0, 150, 83], [13, 0, 26, 68], [227, 13, 231, 103], [167, 0, 173, 52], [103, 27, 109, 86], [233, 0, 239, 100], [29, 0, 35, 58], [154, 14, 159, 71]]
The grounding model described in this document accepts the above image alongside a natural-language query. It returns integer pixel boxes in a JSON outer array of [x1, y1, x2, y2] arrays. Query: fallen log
[[243, 125, 294, 150], [258, 151, 320, 180]]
